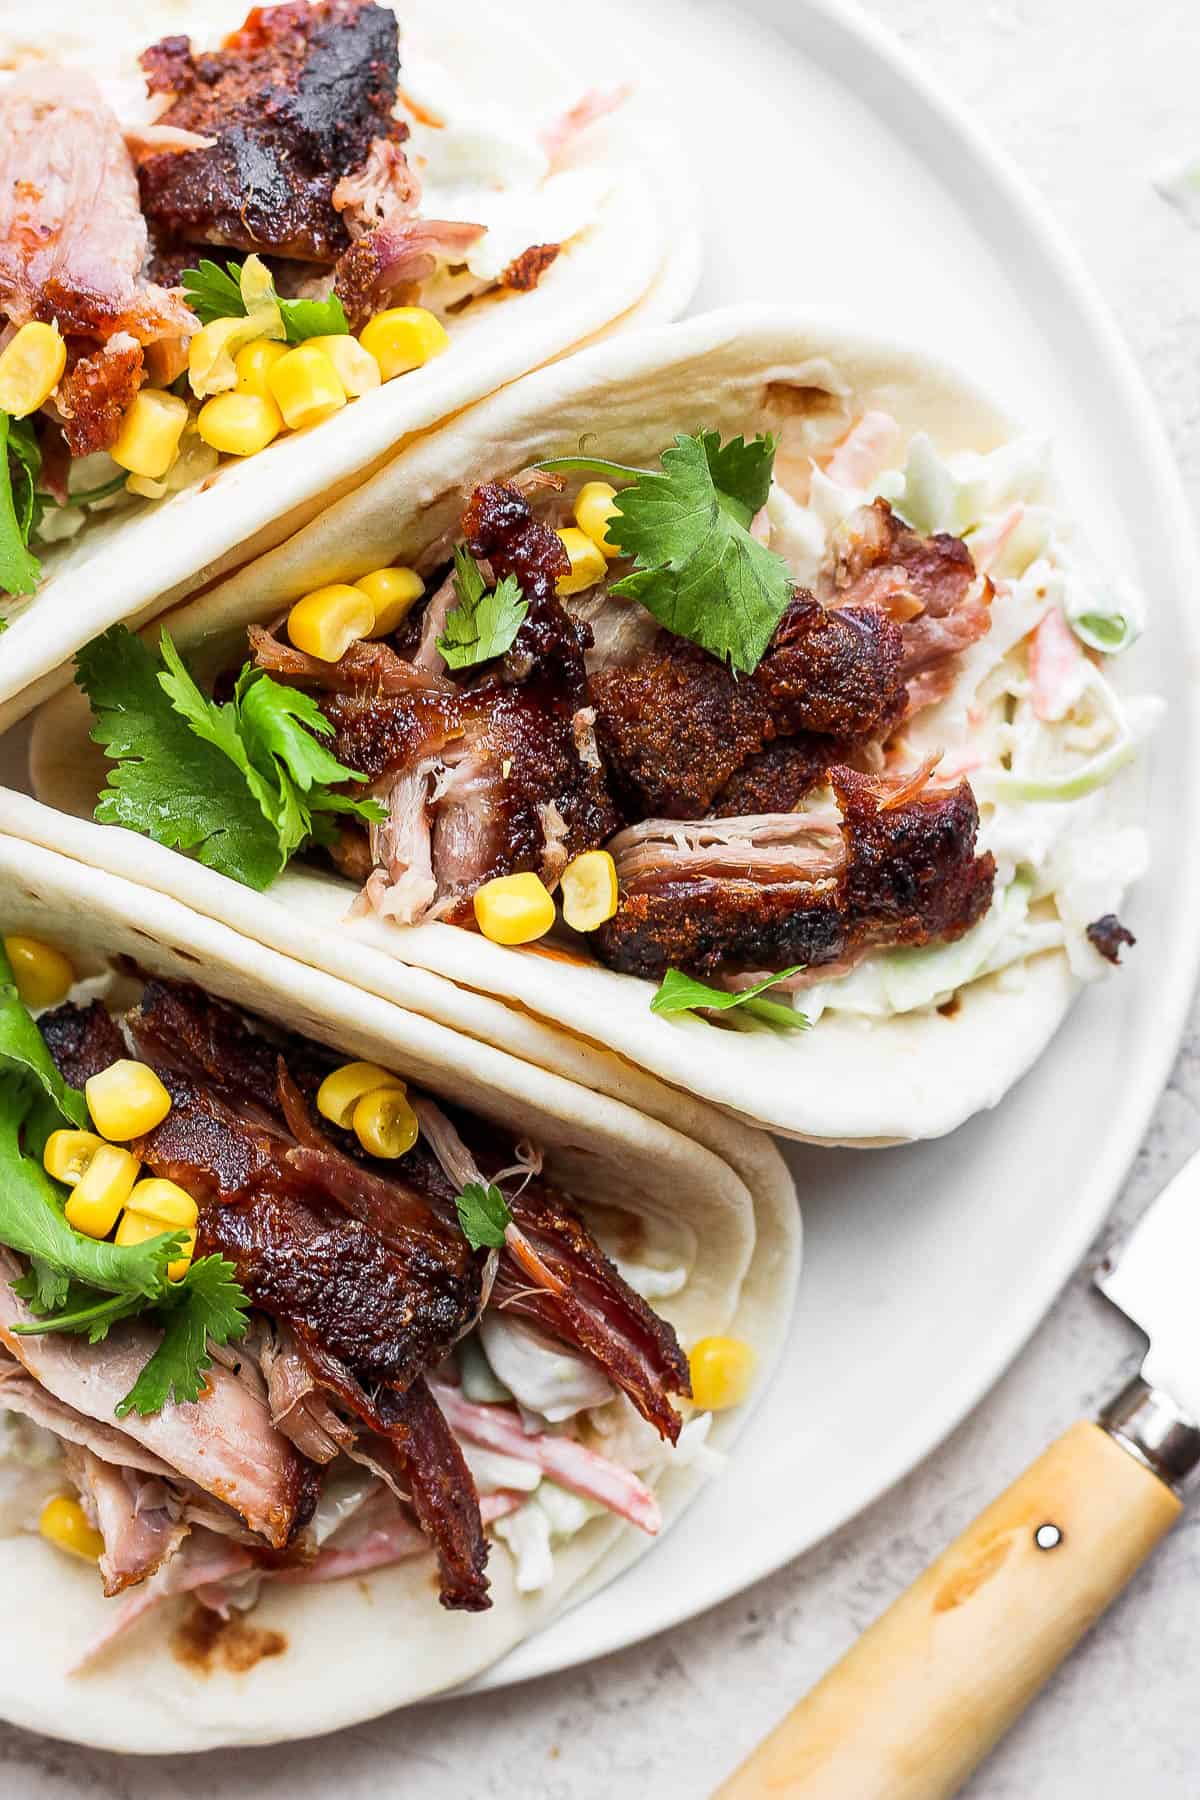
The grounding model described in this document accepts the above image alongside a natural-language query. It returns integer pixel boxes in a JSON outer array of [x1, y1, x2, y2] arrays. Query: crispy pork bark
[[593, 767, 995, 981], [590, 594, 905, 821], [138, 0, 403, 263]]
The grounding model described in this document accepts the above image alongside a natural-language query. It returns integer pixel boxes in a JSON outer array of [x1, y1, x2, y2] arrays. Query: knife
[[713, 1153, 1200, 1800]]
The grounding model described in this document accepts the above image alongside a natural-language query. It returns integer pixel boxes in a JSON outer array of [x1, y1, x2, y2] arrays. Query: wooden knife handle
[[714, 1422, 1180, 1800]]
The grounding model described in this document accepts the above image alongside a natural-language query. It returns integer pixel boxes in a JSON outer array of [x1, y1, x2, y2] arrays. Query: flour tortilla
[[0, 0, 698, 734], [27, 306, 1087, 1140], [0, 830, 797, 1751]]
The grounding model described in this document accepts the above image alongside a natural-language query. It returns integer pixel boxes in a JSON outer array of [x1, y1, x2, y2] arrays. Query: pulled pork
[[593, 767, 995, 981], [28, 978, 689, 1615]]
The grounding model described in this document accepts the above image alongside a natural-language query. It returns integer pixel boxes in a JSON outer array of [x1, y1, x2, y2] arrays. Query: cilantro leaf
[[0, 955, 252, 1415], [455, 1181, 512, 1250], [116, 1256, 250, 1417], [0, 941, 88, 1128], [437, 546, 528, 670], [77, 626, 381, 891], [13, 1284, 146, 1343], [602, 431, 792, 674], [650, 966, 810, 1031], [278, 293, 349, 343], [0, 411, 42, 598], [8, 416, 43, 542], [181, 258, 348, 342], [13, 1257, 70, 1314], [181, 259, 246, 326], [79, 626, 287, 889], [700, 432, 777, 519]]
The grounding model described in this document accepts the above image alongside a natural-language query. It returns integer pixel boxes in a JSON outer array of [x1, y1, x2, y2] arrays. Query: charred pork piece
[[38, 999, 126, 1088], [462, 480, 594, 688], [590, 594, 905, 821], [1086, 914, 1136, 965], [113, 980, 490, 1608], [365, 1382, 490, 1611], [138, 0, 404, 264], [710, 733, 848, 817], [824, 499, 992, 693], [56, 339, 147, 459], [593, 766, 995, 981], [493, 1180, 692, 1443], [251, 485, 617, 923]]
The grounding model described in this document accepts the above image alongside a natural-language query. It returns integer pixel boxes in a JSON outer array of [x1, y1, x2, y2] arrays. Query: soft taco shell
[[27, 306, 1088, 1141], [0, 829, 797, 1750], [0, 0, 698, 734]]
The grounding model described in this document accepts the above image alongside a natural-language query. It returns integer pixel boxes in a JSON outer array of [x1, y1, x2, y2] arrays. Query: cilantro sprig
[[0, 943, 250, 1414], [437, 546, 528, 670], [539, 431, 793, 673], [76, 625, 384, 891], [456, 1181, 512, 1250], [650, 966, 810, 1031], [0, 412, 43, 599], [182, 257, 350, 343]]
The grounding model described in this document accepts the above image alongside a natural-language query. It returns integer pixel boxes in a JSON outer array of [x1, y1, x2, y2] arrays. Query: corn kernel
[[358, 307, 449, 381], [189, 304, 285, 399], [125, 472, 169, 500], [235, 337, 289, 398], [316, 1061, 404, 1128], [163, 427, 220, 493], [688, 1336, 756, 1412], [559, 849, 619, 932], [43, 1129, 105, 1186], [353, 1085, 419, 1160], [119, 1179, 199, 1280], [356, 566, 425, 637], [307, 334, 382, 398], [573, 482, 623, 558], [4, 934, 75, 1008], [287, 583, 374, 662], [64, 1143, 140, 1238], [39, 1495, 103, 1563], [110, 389, 189, 480], [555, 527, 607, 597], [125, 1177, 200, 1230], [85, 1060, 172, 1141], [116, 1208, 197, 1280], [473, 872, 556, 946], [197, 391, 283, 457], [267, 343, 347, 430], [0, 321, 66, 417]]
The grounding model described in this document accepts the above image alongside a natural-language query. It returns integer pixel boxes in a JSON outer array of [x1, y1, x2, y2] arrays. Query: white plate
[[4, 0, 1196, 1728], [460, 0, 1200, 1693]]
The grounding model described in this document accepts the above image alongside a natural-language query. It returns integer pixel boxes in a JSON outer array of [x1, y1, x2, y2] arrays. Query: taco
[[0, 0, 693, 728], [23, 307, 1158, 1142], [0, 831, 796, 1750]]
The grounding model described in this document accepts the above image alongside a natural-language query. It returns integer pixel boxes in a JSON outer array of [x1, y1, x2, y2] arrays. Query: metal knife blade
[[1096, 1149, 1200, 1428]]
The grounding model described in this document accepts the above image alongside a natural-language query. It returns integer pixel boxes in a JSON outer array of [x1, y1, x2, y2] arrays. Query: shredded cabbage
[[763, 425, 1160, 1026], [462, 1443, 541, 1495], [493, 1502, 554, 1593], [399, 54, 612, 285], [456, 1331, 512, 1405], [479, 1313, 615, 1422]]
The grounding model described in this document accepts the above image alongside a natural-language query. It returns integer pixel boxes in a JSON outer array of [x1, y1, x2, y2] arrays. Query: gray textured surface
[[5, 0, 1200, 1793]]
